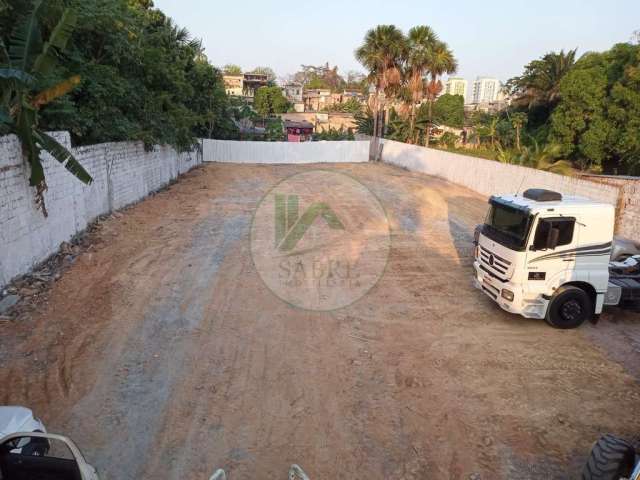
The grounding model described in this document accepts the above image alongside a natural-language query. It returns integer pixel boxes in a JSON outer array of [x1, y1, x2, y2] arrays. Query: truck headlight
[[501, 289, 514, 301]]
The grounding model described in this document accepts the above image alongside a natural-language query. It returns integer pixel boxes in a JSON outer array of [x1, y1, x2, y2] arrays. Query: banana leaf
[[9, 0, 43, 70], [33, 8, 77, 75], [0, 67, 36, 87], [33, 130, 93, 185]]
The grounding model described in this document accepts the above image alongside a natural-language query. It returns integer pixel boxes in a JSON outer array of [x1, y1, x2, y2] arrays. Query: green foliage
[[264, 118, 285, 141], [1, 0, 93, 216], [253, 86, 290, 117], [2, 0, 237, 150], [439, 131, 459, 149], [432, 94, 464, 128], [517, 142, 574, 175], [313, 126, 354, 141], [354, 107, 374, 135], [223, 64, 242, 75], [549, 43, 640, 173], [250, 66, 276, 83], [355, 24, 457, 144], [507, 49, 577, 112], [324, 97, 362, 114], [306, 75, 331, 90]]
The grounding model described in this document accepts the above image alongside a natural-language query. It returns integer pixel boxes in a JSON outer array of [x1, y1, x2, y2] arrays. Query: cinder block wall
[[579, 174, 640, 240], [380, 139, 638, 238], [0, 132, 200, 287]]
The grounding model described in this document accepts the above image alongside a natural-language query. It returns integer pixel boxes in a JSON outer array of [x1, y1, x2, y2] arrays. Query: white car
[[0, 406, 100, 479], [0, 406, 47, 455]]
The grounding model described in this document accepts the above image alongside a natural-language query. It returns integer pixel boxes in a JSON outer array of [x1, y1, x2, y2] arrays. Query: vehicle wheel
[[582, 434, 636, 480], [545, 286, 593, 329]]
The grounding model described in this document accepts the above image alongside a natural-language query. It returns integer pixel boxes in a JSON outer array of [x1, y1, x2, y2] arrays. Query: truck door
[[525, 216, 579, 295]]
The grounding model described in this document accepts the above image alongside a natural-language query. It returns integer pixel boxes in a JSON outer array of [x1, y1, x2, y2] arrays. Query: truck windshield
[[483, 202, 532, 251]]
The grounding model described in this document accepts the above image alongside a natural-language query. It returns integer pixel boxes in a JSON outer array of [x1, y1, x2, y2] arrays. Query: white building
[[444, 77, 468, 99], [472, 77, 500, 104], [282, 83, 303, 103]]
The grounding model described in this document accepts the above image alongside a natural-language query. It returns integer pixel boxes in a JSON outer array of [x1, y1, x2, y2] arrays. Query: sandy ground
[[1, 162, 639, 480]]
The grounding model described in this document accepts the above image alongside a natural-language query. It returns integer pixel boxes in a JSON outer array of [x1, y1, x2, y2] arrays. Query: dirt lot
[[1, 162, 639, 480]]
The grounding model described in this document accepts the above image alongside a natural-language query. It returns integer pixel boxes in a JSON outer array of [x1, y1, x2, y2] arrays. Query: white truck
[[473, 188, 640, 328]]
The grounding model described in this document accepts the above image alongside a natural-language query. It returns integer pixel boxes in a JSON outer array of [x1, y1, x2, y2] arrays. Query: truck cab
[[473, 188, 615, 328]]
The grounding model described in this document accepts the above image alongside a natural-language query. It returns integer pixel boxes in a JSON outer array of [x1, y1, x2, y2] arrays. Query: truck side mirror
[[548, 227, 560, 250]]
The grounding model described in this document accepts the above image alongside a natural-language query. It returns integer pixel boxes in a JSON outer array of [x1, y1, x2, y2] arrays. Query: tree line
[[1, 0, 239, 214], [355, 24, 457, 149], [354, 23, 640, 176]]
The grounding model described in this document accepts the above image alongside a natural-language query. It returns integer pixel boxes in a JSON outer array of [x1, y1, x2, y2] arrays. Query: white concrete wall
[[0, 132, 200, 287], [379, 139, 638, 236], [202, 139, 369, 164]]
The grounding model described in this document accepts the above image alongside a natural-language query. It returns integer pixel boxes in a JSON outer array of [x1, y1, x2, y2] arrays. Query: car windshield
[[483, 201, 532, 250]]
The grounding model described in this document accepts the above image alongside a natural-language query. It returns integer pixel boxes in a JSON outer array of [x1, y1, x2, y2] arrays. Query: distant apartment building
[[444, 77, 468, 99], [223, 75, 243, 97], [242, 72, 269, 98], [471, 77, 500, 104], [223, 72, 270, 100]]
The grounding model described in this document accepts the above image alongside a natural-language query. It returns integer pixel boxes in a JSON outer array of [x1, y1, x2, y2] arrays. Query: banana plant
[[0, 0, 92, 216]]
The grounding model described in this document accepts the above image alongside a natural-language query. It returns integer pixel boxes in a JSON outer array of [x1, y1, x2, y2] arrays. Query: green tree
[[355, 25, 407, 154], [550, 43, 640, 173], [549, 53, 611, 171], [476, 116, 499, 147], [1, 0, 92, 216], [508, 49, 577, 110], [264, 118, 284, 141], [405, 25, 439, 139], [355, 107, 374, 135], [439, 131, 459, 148], [517, 142, 574, 175], [422, 41, 457, 146], [251, 66, 276, 83], [510, 112, 528, 151], [223, 64, 242, 75], [432, 94, 464, 128], [42, 0, 233, 148], [253, 86, 290, 117], [306, 75, 331, 90]]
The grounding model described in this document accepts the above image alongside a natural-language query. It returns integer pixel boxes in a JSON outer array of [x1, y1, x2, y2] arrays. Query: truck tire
[[582, 434, 636, 480], [545, 286, 593, 329]]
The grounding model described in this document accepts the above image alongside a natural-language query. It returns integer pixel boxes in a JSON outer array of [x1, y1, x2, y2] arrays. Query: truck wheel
[[545, 286, 593, 329], [582, 434, 636, 480]]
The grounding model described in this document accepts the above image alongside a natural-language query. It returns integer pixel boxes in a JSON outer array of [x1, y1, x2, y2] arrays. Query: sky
[[154, 0, 638, 85]]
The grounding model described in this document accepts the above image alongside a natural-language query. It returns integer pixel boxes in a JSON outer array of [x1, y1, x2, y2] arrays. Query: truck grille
[[480, 246, 512, 280]]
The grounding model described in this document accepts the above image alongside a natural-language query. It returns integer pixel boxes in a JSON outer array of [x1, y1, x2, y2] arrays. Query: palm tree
[[518, 142, 574, 175], [355, 25, 407, 158], [1, 1, 92, 216], [423, 40, 457, 146], [477, 117, 499, 148], [510, 112, 528, 151], [405, 26, 439, 142], [508, 49, 577, 110]]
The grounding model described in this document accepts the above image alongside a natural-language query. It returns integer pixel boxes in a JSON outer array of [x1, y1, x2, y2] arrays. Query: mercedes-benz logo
[[488, 254, 495, 266]]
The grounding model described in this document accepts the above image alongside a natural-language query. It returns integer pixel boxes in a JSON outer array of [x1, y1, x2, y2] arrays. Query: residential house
[[223, 72, 270, 101], [284, 120, 314, 142], [223, 75, 243, 97], [303, 89, 332, 111]]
